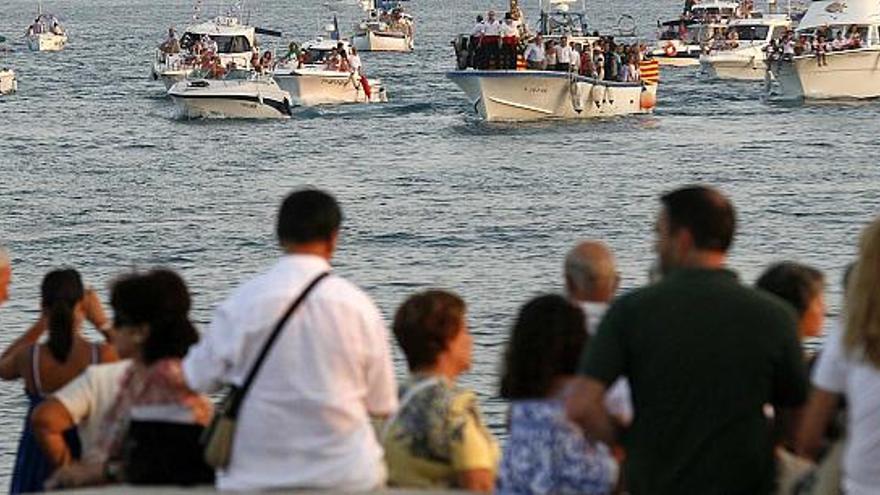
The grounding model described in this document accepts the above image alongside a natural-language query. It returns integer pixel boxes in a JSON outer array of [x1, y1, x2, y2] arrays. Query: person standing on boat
[[500, 13, 519, 69], [348, 46, 372, 100], [481, 10, 502, 69], [470, 15, 486, 69], [523, 34, 545, 70], [555, 35, 573, 71]]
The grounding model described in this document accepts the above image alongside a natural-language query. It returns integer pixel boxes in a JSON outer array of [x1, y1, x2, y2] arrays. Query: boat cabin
[[301, 38, 353, 65], [537, 0, 591, 37], [179, 17, 255, 55], [724, 15, 791, 44]]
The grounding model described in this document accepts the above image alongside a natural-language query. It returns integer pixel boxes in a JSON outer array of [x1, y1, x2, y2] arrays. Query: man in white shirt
[[564, 240, 632, 425], [481, 10, 502, 69], [183, 189, 398, 491], [500, 12, 520, 69], [523, 34, 546, 69], [556, 35, 573, 71]]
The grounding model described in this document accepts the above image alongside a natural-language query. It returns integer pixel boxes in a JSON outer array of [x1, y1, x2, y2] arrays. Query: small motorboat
[[699, 13, 793, 81], [0, 69, 17, 95], [168, 70, 292, 119], [649, 0, 741, 66], [768, 0, 880, 99], [26, 10, 68, 52], [351, 0, 414, 52], [273, 38, 388, 106]]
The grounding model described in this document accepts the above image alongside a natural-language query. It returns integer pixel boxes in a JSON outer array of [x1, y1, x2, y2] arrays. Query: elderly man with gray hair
[[0, 246, 10, 305], [564, 240, 632, 425]]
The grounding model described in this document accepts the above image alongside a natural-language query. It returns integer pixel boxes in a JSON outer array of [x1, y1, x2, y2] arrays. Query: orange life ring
[[664, 43, 677, 57]]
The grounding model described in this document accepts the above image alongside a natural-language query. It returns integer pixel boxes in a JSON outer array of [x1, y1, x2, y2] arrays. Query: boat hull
[[770, 48, 880, 99], [27, 33, 67, 52], [447, 70, 657, 122], [275, 70, 387, 106], [700, 48, 767, 81], [351, 30, 412, 52], [168, 80, 291, 119], [0, 70, 17, 95]]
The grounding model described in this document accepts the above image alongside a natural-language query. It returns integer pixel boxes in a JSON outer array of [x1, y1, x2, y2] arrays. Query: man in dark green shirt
[[567, 185, 808, 495]]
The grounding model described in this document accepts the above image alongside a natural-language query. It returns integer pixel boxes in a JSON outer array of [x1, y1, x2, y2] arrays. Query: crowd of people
[[0, 185, 878, 494], [766, 26, 868, 66]]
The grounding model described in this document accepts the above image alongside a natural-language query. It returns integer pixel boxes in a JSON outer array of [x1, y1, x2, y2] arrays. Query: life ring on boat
[[664, 43, 678, 57]]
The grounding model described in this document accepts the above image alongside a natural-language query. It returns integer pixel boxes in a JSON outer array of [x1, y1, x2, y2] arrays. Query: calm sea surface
[[0, 0, 878, 487]]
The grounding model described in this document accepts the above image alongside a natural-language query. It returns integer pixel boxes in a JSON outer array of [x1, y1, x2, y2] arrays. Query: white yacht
[[273, 38, 388, 105], [151, 16, 262, 89], [447, 0, 659, 121], [168, 70, 292, 119], [26, 12, 67, 52], [768, 0, 880, 99], [351, 0, 414, 52], [649, 0, 740, 66], [700, 13, 792, 80]]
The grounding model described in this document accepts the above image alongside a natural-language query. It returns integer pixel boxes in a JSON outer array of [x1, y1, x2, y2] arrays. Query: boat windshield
[[224, 69, 253, 80], [180, 32, 252, 53], [539, 12, 589, 36], [731, 25, 769, 40], [303, 48, 332, 64]]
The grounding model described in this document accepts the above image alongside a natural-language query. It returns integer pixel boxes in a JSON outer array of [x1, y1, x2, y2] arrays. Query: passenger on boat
[[469, 15, 486, 69], [523, 34, 546, 70], [726, 30, 739, 49], [556, 35, 573, 71], [323, 48, 340, 71], [621, 54, 639, 82], [847, 29, 862, 49], [348, 46, 363, 75], [782, 34, 795, 61], [593, 41, 605, 80], [500, 13, 519, 69], [201, 35, 218, 56], [209, 57, 226, 79], [832, 32, 846, 51], [259, 50, 274, 71], [794, 35, 810, 56], [160, 27, 181, 54], [814, 35, 828, 66], [250, 51, 263, 73], [580, 44, 597, 77], [480, 10, 502, 69], [336, 49, 351, 73], [51, 21, 64, 36], [545, 40, 557, 70]]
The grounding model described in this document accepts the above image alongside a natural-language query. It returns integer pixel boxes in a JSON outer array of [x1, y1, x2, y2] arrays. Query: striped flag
[[640, 58, 660, 85]]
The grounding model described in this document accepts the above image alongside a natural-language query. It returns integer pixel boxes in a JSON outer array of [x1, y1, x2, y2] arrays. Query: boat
[[447, 0, 659, 121], [699, 13, 793, 80], [167, 70, 292, 119], [767, 0, 880, 99], [447, 70, 658, 121], [25, 9, 67, 52], [273, 37, 388, 105], [151, 15, 279, 89], [649, 0, 740, 66], [351, 0, 414, 52], [0, 36, 16, 95]]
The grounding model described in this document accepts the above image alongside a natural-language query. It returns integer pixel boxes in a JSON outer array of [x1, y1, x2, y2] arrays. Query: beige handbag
[[201, 272, 329, 469]]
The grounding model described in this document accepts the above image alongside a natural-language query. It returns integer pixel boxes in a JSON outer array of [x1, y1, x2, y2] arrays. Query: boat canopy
[[181, 17, 255, 54], [798, 0, 880, 30]]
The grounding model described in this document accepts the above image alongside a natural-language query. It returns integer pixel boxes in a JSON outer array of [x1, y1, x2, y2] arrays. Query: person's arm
[[795, 388, 840, 460], [32, 398, 76, 468], [81, 289, 113, 344], [566, 377, 618, 445], [182, 303, 239, 394], [363, 304, 398, 419], [0, 317, 47, 380]]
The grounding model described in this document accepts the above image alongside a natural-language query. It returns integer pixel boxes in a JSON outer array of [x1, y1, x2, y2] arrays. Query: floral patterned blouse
[[382, 375, 500, 488], [496, 398, 618, 495]]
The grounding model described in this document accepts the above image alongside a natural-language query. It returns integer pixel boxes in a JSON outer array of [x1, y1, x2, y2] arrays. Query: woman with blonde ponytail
[[0, 269, 117, 494], [797, 217, 880, 495]]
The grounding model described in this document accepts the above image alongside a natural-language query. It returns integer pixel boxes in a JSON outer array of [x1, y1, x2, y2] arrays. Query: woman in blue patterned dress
[[496, 294, 618, 495]]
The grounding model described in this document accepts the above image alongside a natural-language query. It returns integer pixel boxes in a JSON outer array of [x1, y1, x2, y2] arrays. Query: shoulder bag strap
[[226, 271, 330, 419]]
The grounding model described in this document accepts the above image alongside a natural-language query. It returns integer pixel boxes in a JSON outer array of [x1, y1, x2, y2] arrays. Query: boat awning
[[798, 0, 880, 30]]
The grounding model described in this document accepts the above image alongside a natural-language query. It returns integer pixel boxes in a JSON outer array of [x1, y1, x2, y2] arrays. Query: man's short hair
[[660, 185, 736, 252], [276, 189, 342, 244]]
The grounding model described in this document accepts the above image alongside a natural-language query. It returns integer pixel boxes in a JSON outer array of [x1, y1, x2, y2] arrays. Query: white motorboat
[[168, 71, 292, 119], [151, 16, 274, 89], [700, 13, 792, 80], [273, 38, 388, 105], [0, 69, 17, 95], [649, 0, 740, 66], [768, 0, 880, 99], [447, 70, 658, 122], [351, 0, 414, 52], [26, 12, 67, 52]]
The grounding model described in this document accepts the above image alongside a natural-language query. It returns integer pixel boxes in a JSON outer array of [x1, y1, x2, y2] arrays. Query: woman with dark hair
[[496, 295, 617, 495], [45, 269, 214, 489], [383, 290, 498, 492], [0, 269, 116, 494], [756, 261, 825, 345]]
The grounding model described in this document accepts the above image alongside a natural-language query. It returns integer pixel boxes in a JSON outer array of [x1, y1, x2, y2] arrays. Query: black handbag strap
[[226, 271, 330, 418]]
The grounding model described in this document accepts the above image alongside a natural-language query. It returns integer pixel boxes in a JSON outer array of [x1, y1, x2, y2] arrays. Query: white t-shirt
[[483, 20, 501, 36], [813, 328, 880, 494], [501, 22, 518, 38], [183, 254, 398, 492], [471, 22, 485, 36], [349, 54, 362, 74], [579, 301, 633, 426], [523, 42, 545, 62], [557, 44, 574, 64], [53, 360, 132, 463]]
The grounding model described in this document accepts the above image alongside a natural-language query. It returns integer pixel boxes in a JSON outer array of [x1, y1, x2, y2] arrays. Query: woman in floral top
[[497, 295, 618, 495], [384, 290, 499, 492]]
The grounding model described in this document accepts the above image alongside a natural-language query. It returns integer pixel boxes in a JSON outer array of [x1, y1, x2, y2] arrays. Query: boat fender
[[570, 78, 584, 113], [605, 86, 614, 106], [639, 87, 656, 110], [664, 43, 677, 57], [591, 84, 603, 108]]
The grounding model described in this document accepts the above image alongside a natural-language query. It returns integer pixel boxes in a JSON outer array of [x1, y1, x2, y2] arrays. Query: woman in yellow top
[[384, 290, 499, 492]]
